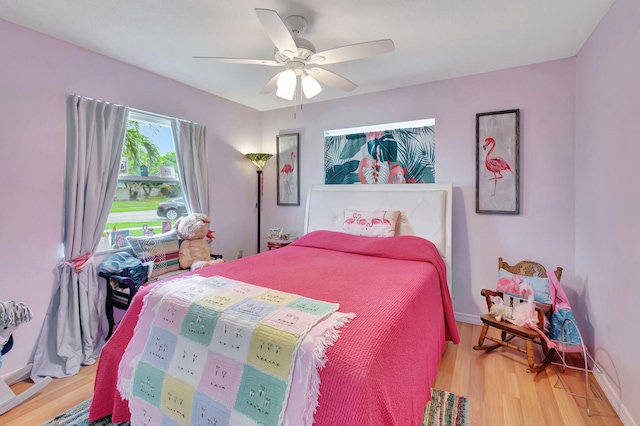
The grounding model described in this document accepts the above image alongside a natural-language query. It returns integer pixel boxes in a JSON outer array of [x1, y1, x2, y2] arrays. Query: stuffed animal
[[174, 213, 224, 271], [489, 295, 514, 322], [507, 284, 556, 349], [509, 284, 536, 327]]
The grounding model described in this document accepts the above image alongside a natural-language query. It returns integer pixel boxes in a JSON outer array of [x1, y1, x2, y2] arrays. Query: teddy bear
[[174, 213, 224, 271]]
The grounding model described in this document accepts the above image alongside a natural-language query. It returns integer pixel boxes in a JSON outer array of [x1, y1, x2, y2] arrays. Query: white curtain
[[172, 119, 210, 216], [31, 94, 128, 379]]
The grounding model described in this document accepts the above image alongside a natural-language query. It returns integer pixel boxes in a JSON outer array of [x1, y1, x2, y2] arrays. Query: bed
[[89, 183, 459, 425]]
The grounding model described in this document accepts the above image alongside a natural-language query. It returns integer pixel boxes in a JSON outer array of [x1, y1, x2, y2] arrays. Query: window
[[97, 111, 185, 251]]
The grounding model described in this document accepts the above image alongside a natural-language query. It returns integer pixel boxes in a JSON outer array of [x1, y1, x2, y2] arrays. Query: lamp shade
[[276, 69, 296, 100], [302, 74, 322, 99], [245, 153, 273, 171]]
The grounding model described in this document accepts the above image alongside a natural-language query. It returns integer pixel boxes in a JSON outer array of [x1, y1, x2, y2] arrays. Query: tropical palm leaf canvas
[[324, 125, 435, 184]]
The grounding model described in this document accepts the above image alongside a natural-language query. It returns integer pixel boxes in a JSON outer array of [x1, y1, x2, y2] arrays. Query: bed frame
[[303, 183, 453, 297]]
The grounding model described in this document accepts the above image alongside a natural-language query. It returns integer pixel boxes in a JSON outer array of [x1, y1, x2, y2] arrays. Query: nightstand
[[267, 239, 296, 250]]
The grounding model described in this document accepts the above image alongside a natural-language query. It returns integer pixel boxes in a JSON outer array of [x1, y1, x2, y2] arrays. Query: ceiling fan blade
[[308, 68, 357, 92], [255, 8, 298, 59], [260, 71, 284, 94], [192, 56, 281, 66], [309, 39, 394, 65]]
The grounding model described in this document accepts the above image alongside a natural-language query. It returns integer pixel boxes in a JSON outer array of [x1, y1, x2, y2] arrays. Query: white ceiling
[[0, 0, 614, 112]]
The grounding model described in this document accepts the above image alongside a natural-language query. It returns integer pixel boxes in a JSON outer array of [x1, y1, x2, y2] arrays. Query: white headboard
[[304, 184, 453, 294]]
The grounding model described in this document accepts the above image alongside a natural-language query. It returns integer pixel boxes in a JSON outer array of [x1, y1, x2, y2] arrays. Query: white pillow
[[342, 209, 400, 237]]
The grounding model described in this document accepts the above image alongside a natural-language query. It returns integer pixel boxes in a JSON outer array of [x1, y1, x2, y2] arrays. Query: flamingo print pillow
[[497, 269, 552, 304], [342, 209, 400, 237]]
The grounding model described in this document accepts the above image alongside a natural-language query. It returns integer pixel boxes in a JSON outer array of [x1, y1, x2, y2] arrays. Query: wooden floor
[[2, 361, 98, 425], [434, 322, 622, 426], [1, 322, 623, 425]]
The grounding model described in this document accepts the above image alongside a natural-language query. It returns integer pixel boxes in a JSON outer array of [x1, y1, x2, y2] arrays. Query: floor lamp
[[246, 153, 273, 253]]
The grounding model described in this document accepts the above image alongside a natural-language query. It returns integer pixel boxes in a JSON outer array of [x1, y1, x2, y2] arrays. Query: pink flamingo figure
[[370, 216, 391, 226], [344, 212, 362, 225], [509, 284, 557, 349], [483, 137, 512, 196], [497, 275, 524, 295], [280, 151, 295, 195]]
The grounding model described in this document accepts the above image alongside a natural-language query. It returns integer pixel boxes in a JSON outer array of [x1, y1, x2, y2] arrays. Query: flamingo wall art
[[324, 122, 435, 185], [276, 133, 300, 205], [476, 109, 520, 214], [483, 137, 512, 196]]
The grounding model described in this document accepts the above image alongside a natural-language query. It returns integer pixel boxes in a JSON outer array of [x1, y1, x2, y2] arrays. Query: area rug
[[44, 389, 468, 426], [422, 388, 469, 426], [39, 398, 129, 426]]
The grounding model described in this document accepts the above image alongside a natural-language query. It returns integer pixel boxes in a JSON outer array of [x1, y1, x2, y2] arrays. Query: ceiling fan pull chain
[[293, 76, 299, 119], [300, 78, 304, 113], [298, 76, 304, 118]]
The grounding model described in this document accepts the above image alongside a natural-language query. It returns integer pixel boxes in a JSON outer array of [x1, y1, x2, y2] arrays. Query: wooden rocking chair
[[473, 257, 563, 373]]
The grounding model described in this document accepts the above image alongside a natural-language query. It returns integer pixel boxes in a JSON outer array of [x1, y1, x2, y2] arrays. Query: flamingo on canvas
[[483, 137, 512, 196], [358, 158, 406, 184], [358, 157, 384, 184], [388, 164, 406, 184], [281, 151, 295, 195]]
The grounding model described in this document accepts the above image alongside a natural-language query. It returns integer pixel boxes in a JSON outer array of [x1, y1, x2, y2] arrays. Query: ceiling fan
[[193, 8, 395, 101]]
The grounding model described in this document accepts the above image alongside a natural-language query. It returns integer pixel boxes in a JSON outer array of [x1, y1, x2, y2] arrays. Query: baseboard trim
[[591, 369, 637, 426], [455, 312, 482, 325]]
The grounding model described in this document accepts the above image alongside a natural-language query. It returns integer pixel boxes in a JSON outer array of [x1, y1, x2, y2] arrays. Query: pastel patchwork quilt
[[118, 275, 343, 426]]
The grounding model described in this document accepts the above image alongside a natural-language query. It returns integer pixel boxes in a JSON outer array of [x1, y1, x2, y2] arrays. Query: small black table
[[99, 264, 148, 340]]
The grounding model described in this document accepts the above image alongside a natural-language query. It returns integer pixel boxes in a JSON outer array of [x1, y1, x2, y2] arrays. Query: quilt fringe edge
[[302, 311, 357, 425]]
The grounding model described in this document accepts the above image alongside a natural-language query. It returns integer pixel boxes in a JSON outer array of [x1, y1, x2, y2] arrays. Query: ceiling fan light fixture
[[302, 74, 322, 99], [195, 8, 394, 113], [276, 69, 296, 100]]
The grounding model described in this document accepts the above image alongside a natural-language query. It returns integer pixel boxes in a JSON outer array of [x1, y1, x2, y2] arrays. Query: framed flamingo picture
[[277, 133, 300, 206], [476, 109, 520, 214]]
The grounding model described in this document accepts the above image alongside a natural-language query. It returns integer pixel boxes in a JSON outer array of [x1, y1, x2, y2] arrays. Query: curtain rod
[[67, 93, 194, 124], [129, 108, 178, 122]]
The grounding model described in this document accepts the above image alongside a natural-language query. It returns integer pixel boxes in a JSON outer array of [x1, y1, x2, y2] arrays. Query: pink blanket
[[90, 230, 459, 425]]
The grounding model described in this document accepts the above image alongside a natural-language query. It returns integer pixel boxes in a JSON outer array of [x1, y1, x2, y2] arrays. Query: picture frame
[[109, 229, 130, 249], [476, 109, 520, 214], [277, 133, 300, 206]]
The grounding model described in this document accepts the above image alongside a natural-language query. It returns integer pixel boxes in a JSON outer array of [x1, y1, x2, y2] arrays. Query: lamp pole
[[256, 169, 262, 253], [245, 153, 272, 255]]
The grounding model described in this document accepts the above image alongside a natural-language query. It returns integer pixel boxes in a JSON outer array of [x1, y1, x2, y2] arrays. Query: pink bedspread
[[90, 230, 459, 425]]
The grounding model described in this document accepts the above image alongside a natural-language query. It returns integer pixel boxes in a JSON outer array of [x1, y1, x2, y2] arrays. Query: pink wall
[[261, 58, 577, 324], [575, 0, 640, 423], [2, 5, 637, 422], [0, 18, 262, 374]]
